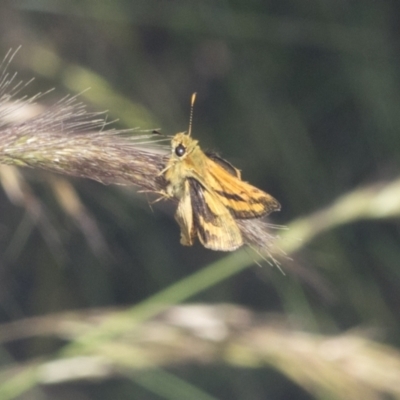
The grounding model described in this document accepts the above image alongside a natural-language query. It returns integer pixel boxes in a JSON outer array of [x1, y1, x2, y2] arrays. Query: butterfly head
[[169, 93, 199, 160], [171, 132, 199, 160]]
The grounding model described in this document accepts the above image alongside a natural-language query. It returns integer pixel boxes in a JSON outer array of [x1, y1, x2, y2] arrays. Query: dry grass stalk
[[0, 49, 281, 253]]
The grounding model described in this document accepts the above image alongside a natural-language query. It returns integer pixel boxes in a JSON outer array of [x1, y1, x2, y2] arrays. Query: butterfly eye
[[175, 144, 186, 157]]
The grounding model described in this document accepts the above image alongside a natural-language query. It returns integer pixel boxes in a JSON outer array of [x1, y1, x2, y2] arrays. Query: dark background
[[0, 1, 400, 399]]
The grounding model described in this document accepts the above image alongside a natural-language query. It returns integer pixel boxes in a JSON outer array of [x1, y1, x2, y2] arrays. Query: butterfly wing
[[205, 152, 241, 179], [174, 179, 196, 246], [187, 178, 243, 251], [204, 157, 280, 219]]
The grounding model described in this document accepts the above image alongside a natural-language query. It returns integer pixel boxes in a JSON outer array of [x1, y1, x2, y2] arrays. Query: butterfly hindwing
[[187, 178, 243, 251], [174, 180, 196, 246]]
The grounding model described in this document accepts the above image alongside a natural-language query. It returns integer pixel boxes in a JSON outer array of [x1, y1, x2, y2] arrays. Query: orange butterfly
[[162, 94, 280, 251]]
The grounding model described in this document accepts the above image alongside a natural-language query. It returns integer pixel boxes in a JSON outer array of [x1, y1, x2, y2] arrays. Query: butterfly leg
[[137, 189, 169, 204]]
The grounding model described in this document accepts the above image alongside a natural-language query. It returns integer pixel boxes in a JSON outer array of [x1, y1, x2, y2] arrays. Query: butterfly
[[161, 94, 280, 251]]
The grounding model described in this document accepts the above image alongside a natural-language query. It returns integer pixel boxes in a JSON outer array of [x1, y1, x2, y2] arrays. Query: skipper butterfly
[[162, 94, 280, 251]]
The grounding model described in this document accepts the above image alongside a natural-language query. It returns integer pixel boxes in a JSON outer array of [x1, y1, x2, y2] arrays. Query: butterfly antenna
[[188, 92, 197, 136]]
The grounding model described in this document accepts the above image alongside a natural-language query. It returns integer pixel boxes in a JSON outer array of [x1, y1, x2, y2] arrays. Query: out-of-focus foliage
[[0, 1, 400, 399]]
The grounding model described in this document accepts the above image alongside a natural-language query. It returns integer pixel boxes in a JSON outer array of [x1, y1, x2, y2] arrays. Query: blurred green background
[[0, 1, 400, 399]]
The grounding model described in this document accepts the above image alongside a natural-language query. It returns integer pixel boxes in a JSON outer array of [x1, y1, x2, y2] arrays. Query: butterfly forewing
[[204, 152, 241, 178], [205, 157, 280, 219]]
